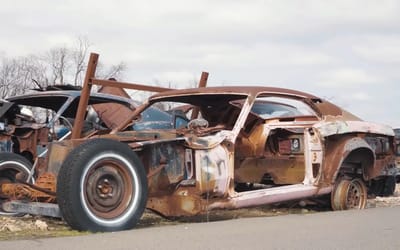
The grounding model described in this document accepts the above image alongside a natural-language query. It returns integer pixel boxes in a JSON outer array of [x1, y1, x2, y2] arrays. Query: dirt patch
[[0, 215, 87, 241], [367, 183, 400, 208]]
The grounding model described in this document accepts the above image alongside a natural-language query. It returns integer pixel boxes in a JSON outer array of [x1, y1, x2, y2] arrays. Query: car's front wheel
[[56, 138, 148, 232]]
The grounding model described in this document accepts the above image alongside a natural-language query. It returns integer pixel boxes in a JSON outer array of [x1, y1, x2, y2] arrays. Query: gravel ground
[[1, 184, 399, 241], [367, 183, 400, 208]]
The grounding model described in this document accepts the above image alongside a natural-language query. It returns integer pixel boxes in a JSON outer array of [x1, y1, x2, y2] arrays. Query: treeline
[[0, 37, 126, 99]]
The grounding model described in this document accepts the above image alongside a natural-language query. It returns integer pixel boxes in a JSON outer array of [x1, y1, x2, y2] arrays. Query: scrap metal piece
[[0, 173, 56, 202], [2, 201, 61, 218]]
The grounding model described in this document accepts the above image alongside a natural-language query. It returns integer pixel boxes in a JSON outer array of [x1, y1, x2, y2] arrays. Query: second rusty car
[[0, 85, 188, 215]]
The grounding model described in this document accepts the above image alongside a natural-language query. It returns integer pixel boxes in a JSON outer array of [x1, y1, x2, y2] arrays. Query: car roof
[[150, 86, 319, 101], [6, 90, 137, 117], [8, 90, 131, 101], [148, 86, 355, 119], [7, 90, 136, 106]]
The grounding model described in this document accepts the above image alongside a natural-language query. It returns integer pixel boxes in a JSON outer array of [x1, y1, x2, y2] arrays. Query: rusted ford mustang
[[55, 86, 396, 231], [1, 54, 397, 232]]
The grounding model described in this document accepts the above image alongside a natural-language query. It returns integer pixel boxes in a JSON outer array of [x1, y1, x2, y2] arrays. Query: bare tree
[[96, 61, 126, 80], [46, 47, 69, 84], [0, 37, 127, 98], [0, 55, 47, 98], [72, 37, 90, 85], [0, 57, 16, 98], [43, 37, 126, 86]]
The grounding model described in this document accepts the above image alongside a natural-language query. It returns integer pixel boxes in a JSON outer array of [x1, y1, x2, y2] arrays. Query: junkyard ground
[[1, 184, 400, 241]]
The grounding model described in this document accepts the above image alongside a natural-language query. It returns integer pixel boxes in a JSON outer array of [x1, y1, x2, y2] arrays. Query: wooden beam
[[190, 71, 209, 119], [71, 53, 98, 139], [91, 78, 174, 92]]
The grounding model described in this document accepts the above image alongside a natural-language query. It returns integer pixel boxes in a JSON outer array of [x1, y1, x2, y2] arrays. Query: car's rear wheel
[[0, 152, 33, 215], [369, 176, 396, 197], [56, 138, 148, 232], [331, 178, 367, 210], [382, 175, 396, 196]]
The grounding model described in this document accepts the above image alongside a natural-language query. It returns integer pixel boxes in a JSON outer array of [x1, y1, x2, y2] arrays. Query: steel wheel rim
[[0, 160, 32, 215], [80, 153, 140, 225], [345, 179, 366, 209], [0, 161, 31, 185], [84, 160, 133, 218]]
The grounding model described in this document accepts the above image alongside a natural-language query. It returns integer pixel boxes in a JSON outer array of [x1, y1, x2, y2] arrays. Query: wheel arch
[[340, 147, 375, 179], [325, 136, 375, 184], [20, 150, 34, 163]]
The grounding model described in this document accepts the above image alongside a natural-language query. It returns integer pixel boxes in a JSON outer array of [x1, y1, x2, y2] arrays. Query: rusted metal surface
[[207, 185, 333, 210], [314, 120, 394, 137], [394, 128, 400, 167], [2, 201, 61, 217], [92, 78, 173, 93], [0, 173, 56, 202], [46, 139, 83, 174], [149, 86, 319, 101], [194, 145, 231, 196], [14, 130, 36, 157], [13, 127, 50, 161], [0, 125, 50, 162], [0, 86, 144, 186], [322, 135, 395, 185], [147, 192, 205, 217], [235, 158, 306, 184], [82, 155, 135, 220], [94, 85, 136, 129]]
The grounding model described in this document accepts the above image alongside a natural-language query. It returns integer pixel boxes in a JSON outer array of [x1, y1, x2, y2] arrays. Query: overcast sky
[[1, 0, 399, 127]]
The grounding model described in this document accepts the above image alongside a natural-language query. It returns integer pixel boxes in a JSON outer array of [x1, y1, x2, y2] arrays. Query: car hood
[[0, 100, 18, 121], [314, 120, 394, 137]]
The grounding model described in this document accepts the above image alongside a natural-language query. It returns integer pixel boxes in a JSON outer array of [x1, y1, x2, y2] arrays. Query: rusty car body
[[0, 90, 142, 210], [395, 128, 400, 161], [0, 53, 397, 232], [0, 84, 189, 212], [0, 89, 139, 161]]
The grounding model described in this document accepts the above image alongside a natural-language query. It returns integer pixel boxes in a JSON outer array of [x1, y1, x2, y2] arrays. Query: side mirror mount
[[174, 115, 189, 129]]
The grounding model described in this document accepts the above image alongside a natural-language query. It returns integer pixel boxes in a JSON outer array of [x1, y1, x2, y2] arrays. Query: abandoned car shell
[[0, 89, 184, 214], [0, 90, 136, 161], [0, 89, 183, 160], [48, 84, 396, 232], [0, 91, 140, 210]]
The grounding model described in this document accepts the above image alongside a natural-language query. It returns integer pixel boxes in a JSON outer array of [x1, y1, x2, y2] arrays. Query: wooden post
[[190, 71, 209, 120], [71, 53, 99, 139]]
